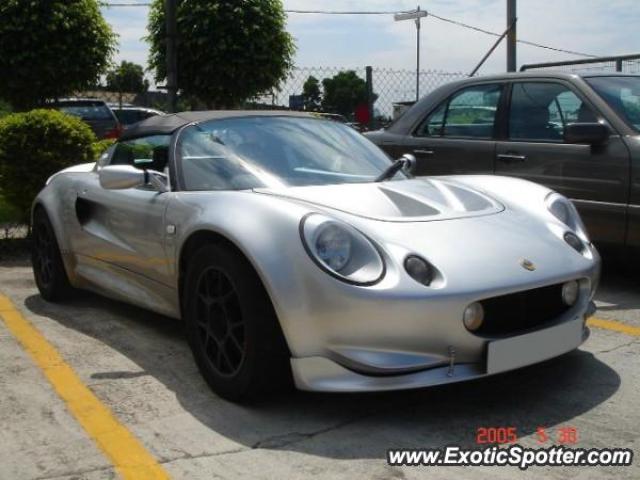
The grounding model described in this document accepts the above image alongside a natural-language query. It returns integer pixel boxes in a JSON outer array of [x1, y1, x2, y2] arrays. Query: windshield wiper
[[374, 154, 416, 182]]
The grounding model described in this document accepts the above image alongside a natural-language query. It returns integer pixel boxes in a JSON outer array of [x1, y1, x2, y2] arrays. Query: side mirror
[[401, 153, 417, 174], [99, 165, 146, 190], [564, 123, 609, 145]]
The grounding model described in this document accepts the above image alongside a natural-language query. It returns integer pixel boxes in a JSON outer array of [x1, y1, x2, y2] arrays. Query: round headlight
[[549, 199, 571, 225], [301, 214, 385, 285], [463, 302, 485, 331], [562, 280, 579, 306], [545, 192, 588, 240], [315, 223, 352, 271]]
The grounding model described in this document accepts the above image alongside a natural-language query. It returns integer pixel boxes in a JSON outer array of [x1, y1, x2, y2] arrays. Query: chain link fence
[[80, 65, 468, 121], [520, 53, 640, 74], [255, 66, 468, 121]]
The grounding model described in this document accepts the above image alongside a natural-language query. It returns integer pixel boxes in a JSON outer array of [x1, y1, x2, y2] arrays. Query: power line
[[283, 9, 403, 15], [101, 3, 404, 11], [101, 2, 151, 5], [99, 3, 597, 58], [427, 12, 596, 58]]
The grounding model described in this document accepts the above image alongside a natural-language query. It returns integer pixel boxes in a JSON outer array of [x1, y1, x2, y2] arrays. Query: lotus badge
[[521, 259, 536, 271]]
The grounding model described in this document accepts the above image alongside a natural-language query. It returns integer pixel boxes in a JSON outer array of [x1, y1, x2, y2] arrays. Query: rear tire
[[183, 244, 292, 402], [31, 208, 75, 301]]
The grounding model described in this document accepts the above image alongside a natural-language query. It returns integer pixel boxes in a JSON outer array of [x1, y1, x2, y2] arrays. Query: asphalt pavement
[[0, 258, 637, 480]]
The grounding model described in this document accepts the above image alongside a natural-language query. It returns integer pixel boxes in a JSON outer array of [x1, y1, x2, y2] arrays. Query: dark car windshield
[[114, 109, 159, 126], [177, 116, 402, 191], [585, 76, 640, 132], [57, 101, 114, 121]]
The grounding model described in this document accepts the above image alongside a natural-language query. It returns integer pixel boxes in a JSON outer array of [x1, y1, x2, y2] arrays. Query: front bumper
[[291, 303, 592, 392]]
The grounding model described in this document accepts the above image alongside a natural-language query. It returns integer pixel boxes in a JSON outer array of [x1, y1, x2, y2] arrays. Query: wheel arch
[[32, 186, 89, 289], [177, 230, 288, 346], [31, 194, 69, 253]]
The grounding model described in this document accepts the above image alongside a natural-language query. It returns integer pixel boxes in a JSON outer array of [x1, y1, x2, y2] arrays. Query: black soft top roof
[[120, 110, 314, 140]]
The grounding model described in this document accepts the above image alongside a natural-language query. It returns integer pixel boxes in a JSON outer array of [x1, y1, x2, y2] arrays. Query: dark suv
[[366, 73, 640, 256], [52, 99, 122, 140]]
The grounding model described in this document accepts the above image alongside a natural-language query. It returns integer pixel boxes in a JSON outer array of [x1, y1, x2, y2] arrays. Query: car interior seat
[[577, 103, 598, 123], [149, 146, 169, 173]]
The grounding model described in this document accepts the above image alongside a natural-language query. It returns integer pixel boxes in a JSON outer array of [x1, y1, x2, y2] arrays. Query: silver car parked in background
[[31, 111, 600, 401]]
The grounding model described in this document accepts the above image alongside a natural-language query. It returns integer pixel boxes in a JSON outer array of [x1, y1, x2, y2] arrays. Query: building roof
[[120, 110, 314, 140]]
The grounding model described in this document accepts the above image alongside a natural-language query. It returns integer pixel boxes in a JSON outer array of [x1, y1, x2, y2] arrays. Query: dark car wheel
[[31, 208, 75, 301], [183, 244, 292, 402]]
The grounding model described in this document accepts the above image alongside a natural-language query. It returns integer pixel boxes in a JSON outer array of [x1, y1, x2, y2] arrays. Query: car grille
[[477, 284, 571, 336]]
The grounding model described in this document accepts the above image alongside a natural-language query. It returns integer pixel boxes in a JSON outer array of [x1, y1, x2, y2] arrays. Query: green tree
[[147, 0, 295, 108], [106, 61, 150, 93], [302, 76, 322, 111], [0, 0, 116, 111], [321, 71, 373, 118]]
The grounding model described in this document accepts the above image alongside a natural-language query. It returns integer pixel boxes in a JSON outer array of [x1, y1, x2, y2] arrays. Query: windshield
[[177, 116, 402, 191], [585, 76, 640, 132], [57, 102, 114, 121]]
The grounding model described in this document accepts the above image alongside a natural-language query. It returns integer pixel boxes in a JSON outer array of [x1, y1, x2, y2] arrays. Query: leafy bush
[[92, 138, 116, 160], [0, 109, 96, 223], [0, 193, 20, 224], [0, 99, 10, 119]]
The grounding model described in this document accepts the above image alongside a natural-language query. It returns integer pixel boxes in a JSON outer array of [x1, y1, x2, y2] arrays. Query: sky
[[102, 0, 640, 76]]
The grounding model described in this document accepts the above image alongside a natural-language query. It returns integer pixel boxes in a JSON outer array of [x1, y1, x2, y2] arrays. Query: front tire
[[183, 244, 292, 402], [31, 208, 75, 301]]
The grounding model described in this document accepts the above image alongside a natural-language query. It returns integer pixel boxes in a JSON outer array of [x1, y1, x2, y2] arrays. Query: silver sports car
[[32, 111, 600, 401]]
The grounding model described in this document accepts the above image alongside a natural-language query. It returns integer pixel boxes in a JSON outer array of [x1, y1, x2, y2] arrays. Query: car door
[[495, 80, 630, 247], [402, 83, 505, 176], [70, 134, 174, 286]]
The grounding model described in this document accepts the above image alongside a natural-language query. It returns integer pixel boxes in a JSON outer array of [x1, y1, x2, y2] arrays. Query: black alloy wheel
[[183, 243, 292, 401], [31, 208, 75, 301], [194, 266, 246, 377]]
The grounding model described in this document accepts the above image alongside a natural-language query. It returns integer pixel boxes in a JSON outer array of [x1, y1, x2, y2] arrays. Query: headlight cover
[[545, 192, 589, 241], [300, 214, 385, 285]]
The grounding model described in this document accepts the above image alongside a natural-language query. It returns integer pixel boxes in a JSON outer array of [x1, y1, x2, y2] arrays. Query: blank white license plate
[[487, 317, 584, 375]]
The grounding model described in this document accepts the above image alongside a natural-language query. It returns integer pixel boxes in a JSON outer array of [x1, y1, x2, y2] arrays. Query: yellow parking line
[[588, 316, 640, 337], [0, 294, 170, 480]]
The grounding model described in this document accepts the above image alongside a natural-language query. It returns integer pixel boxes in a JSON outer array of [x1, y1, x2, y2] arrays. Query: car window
[[114, 110, 143, 126], [110, 135, 172, 172], [416, 102, 447, 136], [57, 102, 114, 121], [585, 76, 640, 132], [416, 84, 502, 139], [509, 82, 598, 142]]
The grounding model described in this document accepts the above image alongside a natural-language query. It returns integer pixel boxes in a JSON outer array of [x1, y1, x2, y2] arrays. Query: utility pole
[[415, 7, 421, 101], [365, 66, 374, 129], [506, 0, 517, 72], [166, 0, 178, 112], [394, 7, 428, 102]]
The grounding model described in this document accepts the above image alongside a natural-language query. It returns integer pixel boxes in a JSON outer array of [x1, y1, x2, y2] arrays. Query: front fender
[[168, 191, 319, 355]]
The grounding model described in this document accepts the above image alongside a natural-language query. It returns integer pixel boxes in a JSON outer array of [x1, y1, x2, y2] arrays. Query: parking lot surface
[[0, 258, 638, 480]]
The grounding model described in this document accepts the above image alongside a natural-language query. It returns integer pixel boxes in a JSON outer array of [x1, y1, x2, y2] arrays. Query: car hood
[[254, 178, 504, 222]]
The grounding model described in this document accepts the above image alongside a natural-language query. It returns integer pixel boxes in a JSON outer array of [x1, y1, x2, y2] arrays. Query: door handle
[[497, 153, 527, 163], [414, 149, 435, 156]]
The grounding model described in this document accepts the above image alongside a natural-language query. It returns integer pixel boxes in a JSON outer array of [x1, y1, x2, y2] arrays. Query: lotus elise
[[31, 111, 600, 401]]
